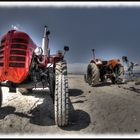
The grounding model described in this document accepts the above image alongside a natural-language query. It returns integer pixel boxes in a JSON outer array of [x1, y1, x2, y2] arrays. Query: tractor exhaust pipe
[[92, 49, 95, 60], [42, 25, 50, 57]]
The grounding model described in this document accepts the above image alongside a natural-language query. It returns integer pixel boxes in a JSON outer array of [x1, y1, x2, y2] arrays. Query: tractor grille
[[11, 44, 27, 50], [1, 38, 6, 44], [9, 42, 27, 68], [9, 63, 25, 67], [12, 38, 28, 44], [0, 63, 3, 66], [0, 37, 28, 68], [10, 50, 26, 56], [10, 56, 26, 61], [0, 50, 4, 55], [0, 45, 4, 50], [0, 45, 4, 67]]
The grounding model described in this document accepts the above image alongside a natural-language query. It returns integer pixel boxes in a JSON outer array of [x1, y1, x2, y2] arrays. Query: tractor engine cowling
[[0, 30, 37, 83]]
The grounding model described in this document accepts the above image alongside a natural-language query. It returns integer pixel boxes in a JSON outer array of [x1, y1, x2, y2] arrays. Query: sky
[[0, 3, 140, 73]]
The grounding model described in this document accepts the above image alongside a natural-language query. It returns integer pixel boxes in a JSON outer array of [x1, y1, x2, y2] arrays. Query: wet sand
[[0, 74, 140, 137]]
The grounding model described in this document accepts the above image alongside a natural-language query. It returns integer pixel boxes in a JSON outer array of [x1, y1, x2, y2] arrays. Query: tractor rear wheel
[[87, 63, 100, 86], [55, 60, 69, 127], [0, 87, 2, 107]]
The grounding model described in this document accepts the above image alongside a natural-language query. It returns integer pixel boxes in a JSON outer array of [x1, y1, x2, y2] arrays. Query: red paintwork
[[90, 58, 121, 67], [0, 30, 37, 83]]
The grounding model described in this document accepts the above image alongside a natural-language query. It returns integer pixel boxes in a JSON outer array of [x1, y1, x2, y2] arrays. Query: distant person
[[128, 62, 134, 77], [122, 56, 129, 71], [122, 56, 139, 81]]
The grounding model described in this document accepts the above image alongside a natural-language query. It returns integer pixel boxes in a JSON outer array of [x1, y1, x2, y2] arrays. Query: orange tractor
[[0, 26, 69, 127], [85, 49, 124, 86]]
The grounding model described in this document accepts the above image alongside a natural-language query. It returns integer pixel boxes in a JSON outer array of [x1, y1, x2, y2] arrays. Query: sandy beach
[[0, 74, 140, 137]]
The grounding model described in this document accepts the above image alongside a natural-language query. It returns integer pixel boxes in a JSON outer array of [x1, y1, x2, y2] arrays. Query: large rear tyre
[[87, 63, 100, 86], [0, 87, 2, 107], [55, 60, 69, 127]]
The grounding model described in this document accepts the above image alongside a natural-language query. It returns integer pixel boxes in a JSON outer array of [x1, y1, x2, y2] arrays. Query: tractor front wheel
[[55, 60, 69, 127]]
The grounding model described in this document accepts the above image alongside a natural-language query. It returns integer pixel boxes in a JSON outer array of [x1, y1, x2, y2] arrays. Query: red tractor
[[0, 26, 69, 127], [85, 49, 124, 86]]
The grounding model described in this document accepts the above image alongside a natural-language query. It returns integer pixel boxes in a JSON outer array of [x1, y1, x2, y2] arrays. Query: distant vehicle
[[0, 26, 69, 127], [84, 49, 124, 86]]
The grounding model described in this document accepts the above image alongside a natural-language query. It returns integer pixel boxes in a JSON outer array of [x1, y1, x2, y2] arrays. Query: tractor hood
[[0, 30, 37, 83]]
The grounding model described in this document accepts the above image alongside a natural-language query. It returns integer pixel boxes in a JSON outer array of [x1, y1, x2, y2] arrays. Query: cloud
[[11, 24, 21, 30]]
